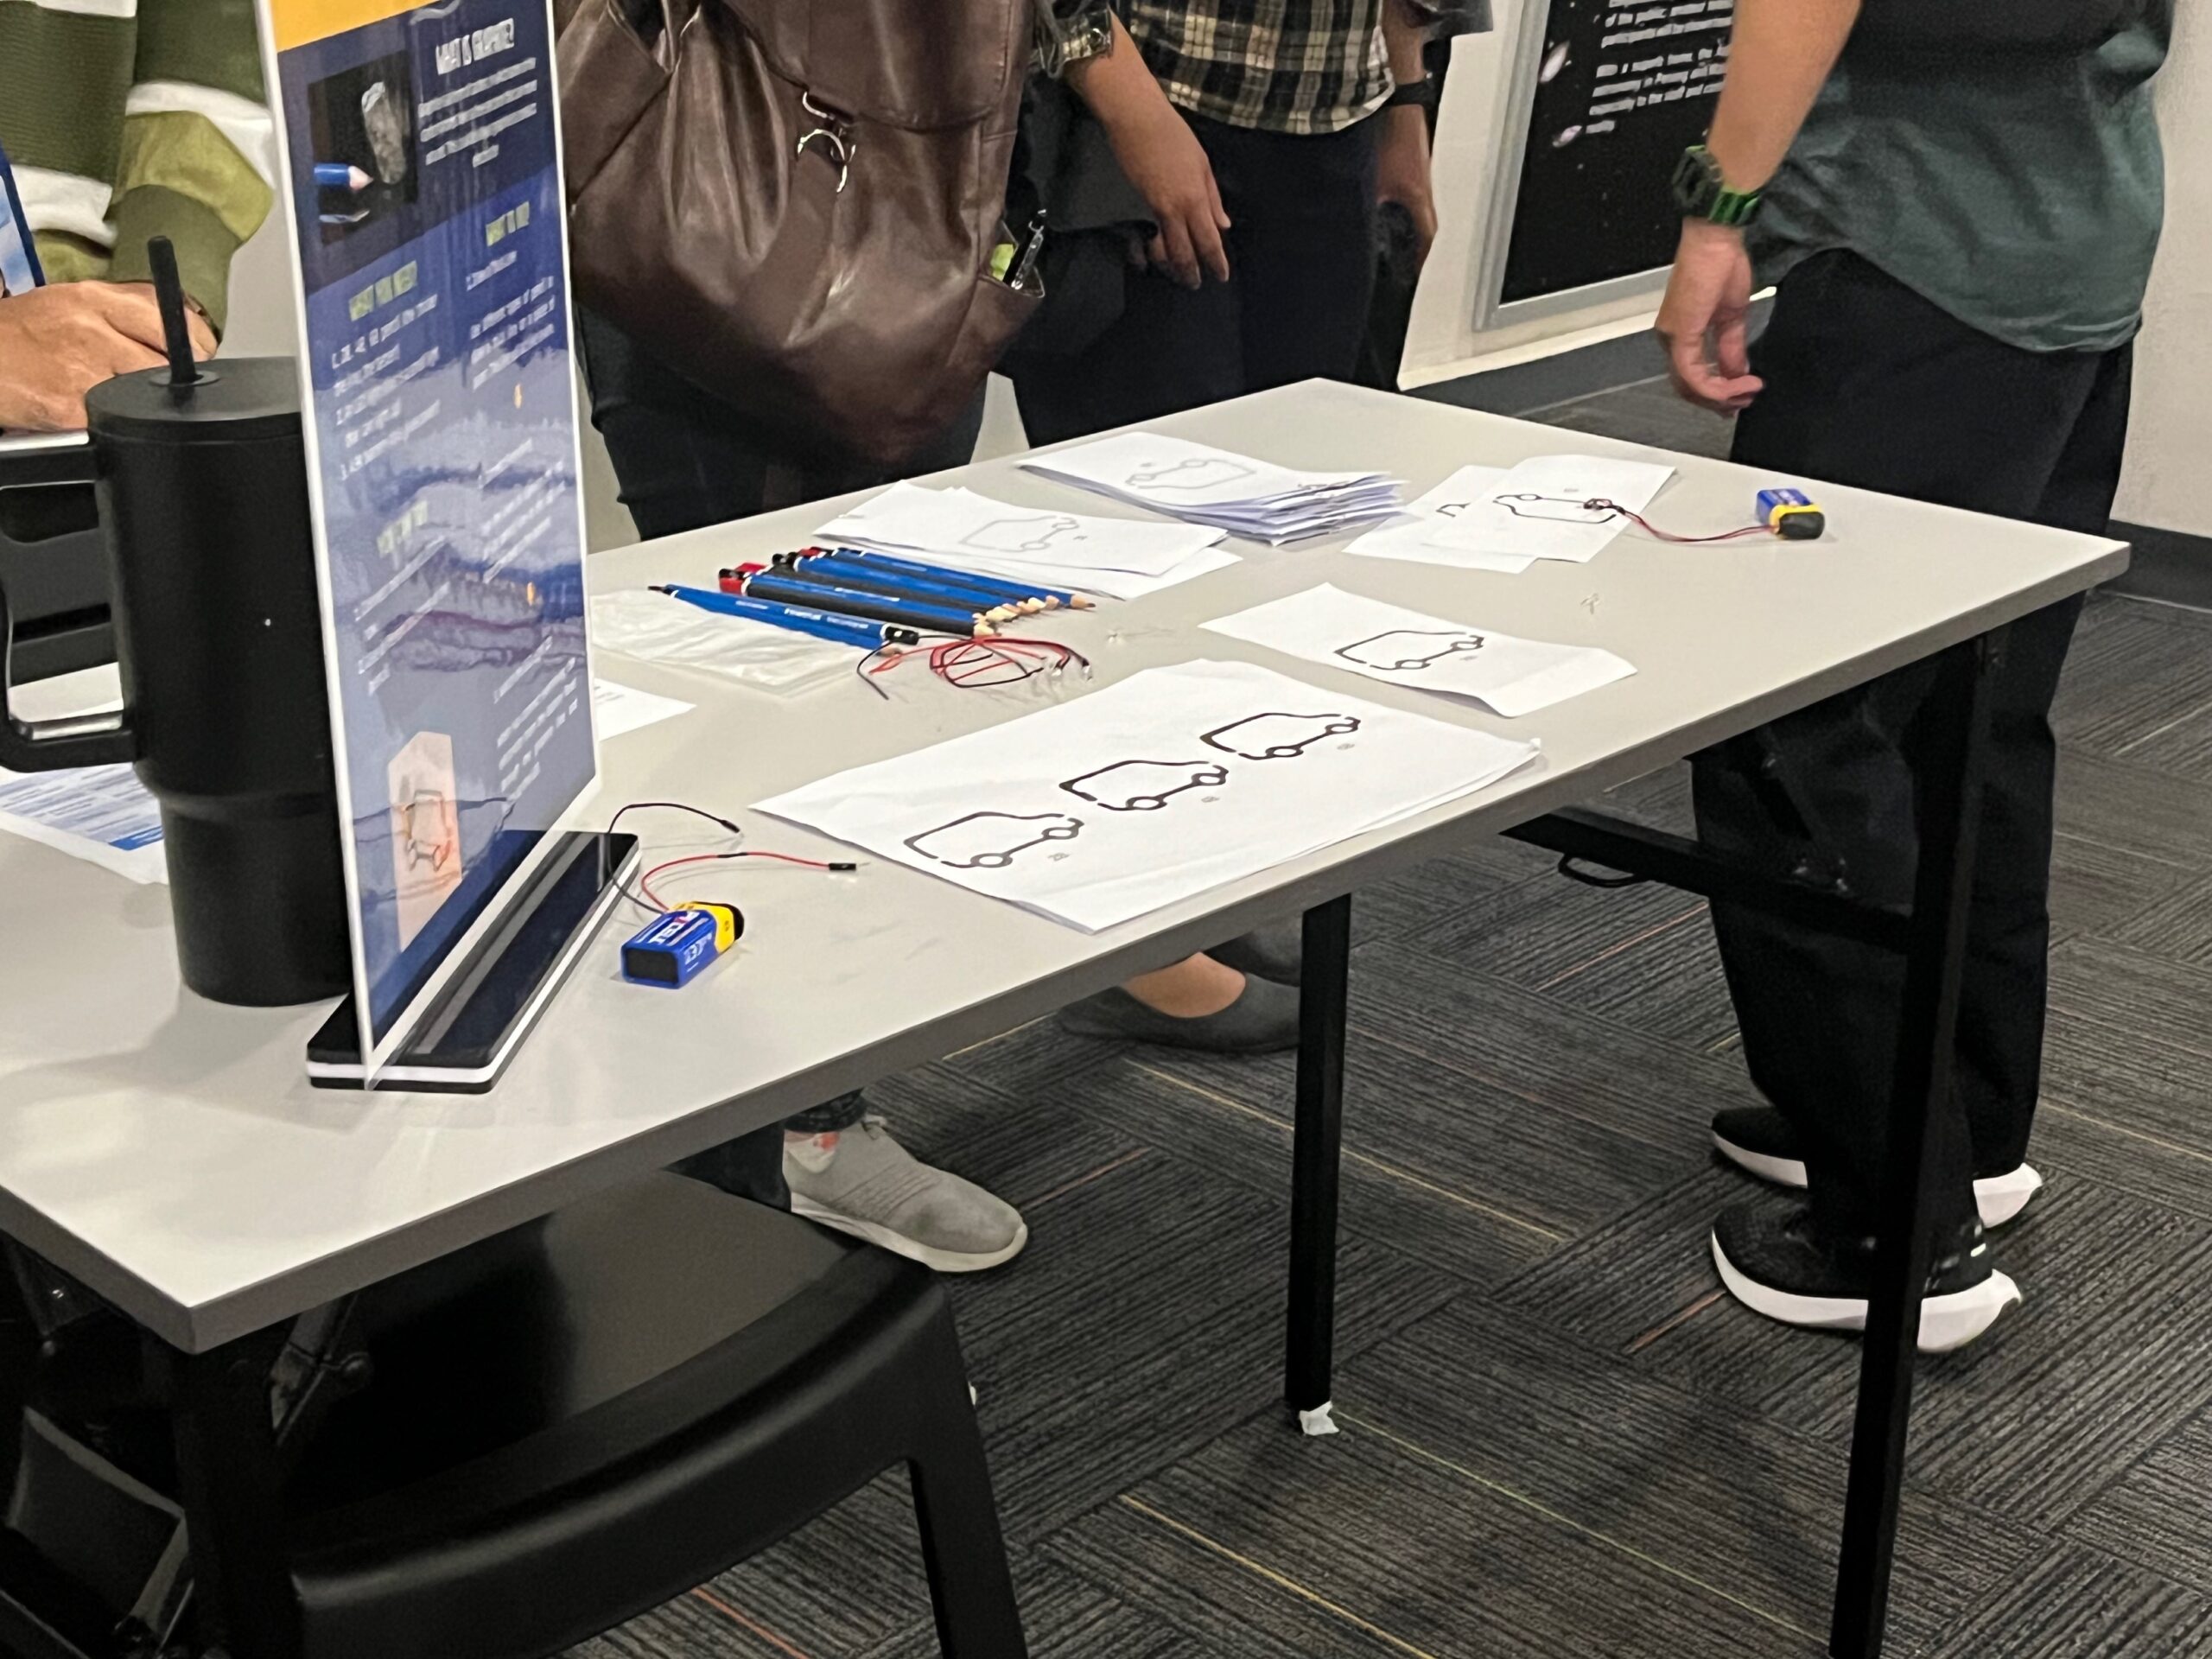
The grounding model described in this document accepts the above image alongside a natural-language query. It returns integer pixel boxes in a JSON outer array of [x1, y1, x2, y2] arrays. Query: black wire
[[855, 643, 894, 699], [605, 801, 745, 913]]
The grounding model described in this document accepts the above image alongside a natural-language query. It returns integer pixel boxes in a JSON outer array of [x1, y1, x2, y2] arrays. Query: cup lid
[[86, 356, 301, 443]]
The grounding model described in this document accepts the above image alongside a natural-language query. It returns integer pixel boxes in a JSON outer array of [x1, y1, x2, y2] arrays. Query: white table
[[0, 381, 2126, 1657]]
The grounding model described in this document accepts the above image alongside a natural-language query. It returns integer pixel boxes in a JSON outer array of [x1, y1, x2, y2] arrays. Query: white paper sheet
[[1023, 433, 1402, 544], [817, 482, 1225, 578], [0, 676, 695, 885], [590, 590, 857, 694], [1345, 465, 1534, 574], [1420, 454, 1675, 564], [0, 762, 168, 883], [592, 678, 695, 741], [757, 659, 1539, 931], [930, 542, 1244, 601], [1201, 584, 1635, 717]]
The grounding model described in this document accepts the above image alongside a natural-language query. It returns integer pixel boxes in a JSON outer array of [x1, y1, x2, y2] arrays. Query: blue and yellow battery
[[1757, 487, 1827, 541], [621, 903, 744, 988]]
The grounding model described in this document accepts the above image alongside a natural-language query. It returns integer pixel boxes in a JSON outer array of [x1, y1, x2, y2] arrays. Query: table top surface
[[0, 380, 2126, 1351]]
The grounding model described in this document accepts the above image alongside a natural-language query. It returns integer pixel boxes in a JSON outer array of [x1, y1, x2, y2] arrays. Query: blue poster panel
[[260, 0, 596, 1070]]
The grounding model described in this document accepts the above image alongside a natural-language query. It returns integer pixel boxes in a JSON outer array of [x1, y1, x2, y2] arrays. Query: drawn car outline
[[1059, 759, 1229, 812], [1200, 712, 1362, 760], [1335, 629, 1487, 672], [903, 810, 1083, 870], [1494, 491, 1614, 524], [1126, 456, 1258, 492], [396, 787, 454, 871], [963, 515, 1083, 555]]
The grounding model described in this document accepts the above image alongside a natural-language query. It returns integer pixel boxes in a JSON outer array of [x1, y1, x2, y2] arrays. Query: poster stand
[[307, 830, 638, 1091], [257, 0, 607, 1087]]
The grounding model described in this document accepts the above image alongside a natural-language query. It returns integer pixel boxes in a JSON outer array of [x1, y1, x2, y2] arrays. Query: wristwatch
[[1382, 79, 1434, 111], [1672, 144, 1763, 228]]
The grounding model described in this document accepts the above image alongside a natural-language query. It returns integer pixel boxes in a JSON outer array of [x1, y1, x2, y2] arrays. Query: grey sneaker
[[785, 1117, 1028, 1274]]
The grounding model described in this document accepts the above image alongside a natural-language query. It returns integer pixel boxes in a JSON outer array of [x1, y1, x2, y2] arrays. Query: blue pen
[[652, 584, 921, 649], [736, 570, 997, 638], [777, 554, 1036, 620], [808, 547, 1094, 610]]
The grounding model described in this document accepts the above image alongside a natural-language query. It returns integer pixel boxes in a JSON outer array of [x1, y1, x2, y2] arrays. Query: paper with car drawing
[[1416, 454, 1676, 564], [1345, 466, 1534, 575], [1202, 585, 1635, 717], [756, 659, 1538, 931], [813, 482, 1238, 600]]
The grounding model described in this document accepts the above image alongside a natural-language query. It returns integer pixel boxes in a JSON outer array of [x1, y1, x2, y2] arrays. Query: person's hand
[[1376, 103, 1437, 267], [1656, 220, 1763, 414], [0, 283, 214, 432], [1095, 92, 1230, 289]]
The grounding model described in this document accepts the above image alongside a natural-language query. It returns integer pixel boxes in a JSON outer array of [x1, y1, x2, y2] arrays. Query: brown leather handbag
[[558, 0, 1036, 468]]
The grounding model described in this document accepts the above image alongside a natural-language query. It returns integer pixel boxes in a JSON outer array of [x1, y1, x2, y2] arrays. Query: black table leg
[[164, 1329, 302, 1659], [1830, 633, 2002, 1659], [1287, 894, 1352, 1435]]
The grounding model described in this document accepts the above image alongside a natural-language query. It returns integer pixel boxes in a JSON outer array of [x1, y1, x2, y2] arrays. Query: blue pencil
[[775, 554, 1038, 620], [738, 570, 996, 638], [652, 584, 920, 649], [805, 547, 1094, 610]]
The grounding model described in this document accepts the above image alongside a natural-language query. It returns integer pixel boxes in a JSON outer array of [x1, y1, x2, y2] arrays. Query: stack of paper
[[1203, 584, 1635, 716], [814, 482, 1238, 601], [1350, 454, 1678, 573], [758, 658, 1538, 932], [1022, 433, 1402, 544]]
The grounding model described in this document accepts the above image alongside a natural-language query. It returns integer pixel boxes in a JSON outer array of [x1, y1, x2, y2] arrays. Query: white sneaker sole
[[1712, 1131, 2046, 1230], [1710, 1231, 2023, 1355], [791, 1195, 1030, 1274]]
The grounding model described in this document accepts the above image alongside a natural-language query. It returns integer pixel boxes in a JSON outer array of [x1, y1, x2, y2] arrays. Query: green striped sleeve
[[132, 0, 266, 103], [0, 6, 138, 184], [102, 0, 276, 334]]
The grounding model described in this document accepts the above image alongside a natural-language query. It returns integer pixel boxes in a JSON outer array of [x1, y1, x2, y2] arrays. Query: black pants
[[1696, 251, 2133, 1238], [578, 309, 986, 1205], [1011, 110, 1380, 444]]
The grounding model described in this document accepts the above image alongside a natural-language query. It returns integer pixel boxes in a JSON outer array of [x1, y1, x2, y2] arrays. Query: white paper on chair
[[756, 659, 1539, 931], [1345, 465, 1533, 574], [1420, 454, 1675, 564], [1022, 433, 1401, 543], [816, 482, 1227, 578], [1202, 585, 1635, 717]]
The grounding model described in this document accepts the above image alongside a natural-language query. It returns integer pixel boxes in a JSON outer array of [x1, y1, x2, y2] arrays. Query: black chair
[[0, 460, 114, 686], [0, 1173, 1027, 1659]]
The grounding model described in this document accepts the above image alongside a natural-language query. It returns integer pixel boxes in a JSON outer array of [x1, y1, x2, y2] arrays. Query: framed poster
[[1477, 0, 1735, 327], [257, 0, 598, 1078]]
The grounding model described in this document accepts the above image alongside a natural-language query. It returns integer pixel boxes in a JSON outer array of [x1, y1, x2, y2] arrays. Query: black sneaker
[[1711, 1105, 2044, 1229], [1710, 1202, 2022, 1354]]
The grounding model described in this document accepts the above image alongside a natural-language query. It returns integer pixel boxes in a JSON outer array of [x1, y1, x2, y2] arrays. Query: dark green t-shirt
[[1752, 5, 2174, 353]]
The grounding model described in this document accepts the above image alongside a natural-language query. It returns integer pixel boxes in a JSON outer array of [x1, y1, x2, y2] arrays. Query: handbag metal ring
[[796, 91, 855, 194]]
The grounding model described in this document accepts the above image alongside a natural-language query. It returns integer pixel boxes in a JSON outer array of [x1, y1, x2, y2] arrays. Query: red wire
[[868, 634, 1089, 690], [1594, 500, 1777, 544], [639, 849, 842, 911]]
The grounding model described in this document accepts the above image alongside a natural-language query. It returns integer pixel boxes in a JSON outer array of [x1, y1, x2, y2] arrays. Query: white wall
[[2115, 1, 2211, 538]]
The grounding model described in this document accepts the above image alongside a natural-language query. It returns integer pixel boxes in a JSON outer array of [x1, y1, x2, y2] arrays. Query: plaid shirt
[[1124, 1, 1395, 134]]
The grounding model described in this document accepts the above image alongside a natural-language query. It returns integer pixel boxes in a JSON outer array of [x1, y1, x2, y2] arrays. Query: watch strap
[[1675, 144, 1763, 228], [1382, 80, 1433, 111]]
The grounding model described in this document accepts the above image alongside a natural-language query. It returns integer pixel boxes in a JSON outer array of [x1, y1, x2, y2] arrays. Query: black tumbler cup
[[0, 356, 349, 1006]]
